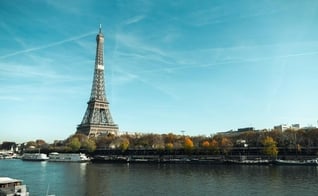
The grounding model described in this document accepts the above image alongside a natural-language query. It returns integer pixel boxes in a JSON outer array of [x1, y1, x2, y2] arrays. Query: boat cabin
[[0, 177, 29, 196]]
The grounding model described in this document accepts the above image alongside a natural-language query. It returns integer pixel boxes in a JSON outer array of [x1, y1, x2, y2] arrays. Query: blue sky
[[1, 0, 318, 143]]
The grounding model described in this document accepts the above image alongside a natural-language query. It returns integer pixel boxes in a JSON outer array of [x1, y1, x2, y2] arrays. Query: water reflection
[[79, 163, 87, 178], [44, 162, 88, 195], [85, 163, 130, 195], [40, 161, 47, 168]]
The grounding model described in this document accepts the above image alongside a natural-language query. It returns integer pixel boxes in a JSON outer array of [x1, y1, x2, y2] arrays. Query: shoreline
[[91, 154, 318, 166]]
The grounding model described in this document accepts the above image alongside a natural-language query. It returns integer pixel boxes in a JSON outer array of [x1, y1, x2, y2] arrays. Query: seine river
[[1, 160, 318, 196]]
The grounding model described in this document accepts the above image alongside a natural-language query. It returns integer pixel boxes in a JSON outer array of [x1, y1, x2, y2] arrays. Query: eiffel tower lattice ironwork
[[76, 25, 118, 137]]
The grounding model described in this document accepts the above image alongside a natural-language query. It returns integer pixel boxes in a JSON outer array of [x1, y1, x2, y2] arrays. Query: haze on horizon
[[1, 0, 318, 143]]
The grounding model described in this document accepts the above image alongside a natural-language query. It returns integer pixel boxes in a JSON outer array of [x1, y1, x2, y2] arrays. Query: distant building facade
[[237, 127, 254, 132], [273, 124, 300, 132]]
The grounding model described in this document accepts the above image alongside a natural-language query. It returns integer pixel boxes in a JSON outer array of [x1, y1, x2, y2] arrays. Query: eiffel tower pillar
[[76, 25, 119, 137]]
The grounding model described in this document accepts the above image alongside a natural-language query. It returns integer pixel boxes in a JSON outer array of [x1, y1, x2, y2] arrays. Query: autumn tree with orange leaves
[[210, 139, 219, 154], [184, 137, 194, 151], [202, 141, 210, 149], [220, 137, 233, 155]]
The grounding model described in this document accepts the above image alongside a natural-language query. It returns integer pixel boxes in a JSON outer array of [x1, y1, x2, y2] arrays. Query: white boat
[[21, 153, 49, 161], [48, 152, 90, 162], [226, 159, 271, 165], [0, 177, 29, 196], [275, 158, 318, 166], [0, 152, 17, 159]]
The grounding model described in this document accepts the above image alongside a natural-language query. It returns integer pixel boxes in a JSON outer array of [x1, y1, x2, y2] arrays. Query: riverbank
[[91, 154, 318, 165]]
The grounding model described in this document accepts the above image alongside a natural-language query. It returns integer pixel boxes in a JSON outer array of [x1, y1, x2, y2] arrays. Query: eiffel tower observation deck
[[76, 25, 118, 137]]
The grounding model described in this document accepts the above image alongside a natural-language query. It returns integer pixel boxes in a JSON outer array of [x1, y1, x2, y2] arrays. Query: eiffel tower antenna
[[76, 25, 119, 137]]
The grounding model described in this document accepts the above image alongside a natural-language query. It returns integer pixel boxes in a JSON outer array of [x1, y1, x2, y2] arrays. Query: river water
[[1, 159, 318, 196]]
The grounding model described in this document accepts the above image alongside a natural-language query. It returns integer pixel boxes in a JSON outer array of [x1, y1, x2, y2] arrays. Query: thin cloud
[[0, 61, 87, 84], [113, 68, 139, 85], [0, 31, 96, 59], [266, 61, 287, 113], [0, 96, 23, 101], [124, 15, 145, 25], [115, 33, 167, 57], [113, 33, 180, 73], [278, 51, 318, 58], [114, 67, 179, 100], [186, 3, 285, 26], [121, 43, 318, 75], [115, 51, 175, 66], [0, 63, 63, 80], [45, 0, 84, 15]]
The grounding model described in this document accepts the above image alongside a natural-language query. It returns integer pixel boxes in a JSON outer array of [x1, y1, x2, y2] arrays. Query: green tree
[[35, 139, 46, 147], [165, 142, 174, 151], [82, 139, 96, 152], [96, 135, 114, 148], [262, 136, 278, 158], [67, 137, 81, 152], [72, 133, 88, 143], [26, 141, 36, 149], [120, 138, 129, 151]]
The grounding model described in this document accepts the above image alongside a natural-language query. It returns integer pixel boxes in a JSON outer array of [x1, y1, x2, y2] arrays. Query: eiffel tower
[[76, 25, 118, 137]]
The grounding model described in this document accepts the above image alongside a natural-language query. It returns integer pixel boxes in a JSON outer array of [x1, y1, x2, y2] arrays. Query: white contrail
[[279, 51, 318, 58], [0, 31, 96, 59]]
